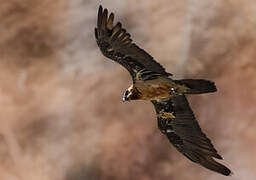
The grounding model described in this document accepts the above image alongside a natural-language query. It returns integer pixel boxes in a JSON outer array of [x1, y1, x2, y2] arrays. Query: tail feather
[[174, 79, 217, 94]]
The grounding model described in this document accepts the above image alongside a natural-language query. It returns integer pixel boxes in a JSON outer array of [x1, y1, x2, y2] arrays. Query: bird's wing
[[151, 95, 231, 176], [95, 5, 171, 81]]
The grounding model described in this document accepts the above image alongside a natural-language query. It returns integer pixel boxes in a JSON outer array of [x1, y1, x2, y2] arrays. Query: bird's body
[[126, 76, 188, 101], [95, 5, 231, 176], [133, 80, 172, 100]]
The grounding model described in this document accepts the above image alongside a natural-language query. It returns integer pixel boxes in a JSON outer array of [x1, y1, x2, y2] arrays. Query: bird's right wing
[[151, 95, 231, 176], [95, 5, 171, 81]]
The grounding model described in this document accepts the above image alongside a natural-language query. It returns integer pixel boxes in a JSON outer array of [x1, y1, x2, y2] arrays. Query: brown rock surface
[[0, 0, 255, 179]]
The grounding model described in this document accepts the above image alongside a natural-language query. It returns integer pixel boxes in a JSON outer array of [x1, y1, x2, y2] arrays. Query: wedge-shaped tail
[[174, 79, 217, 94], [151, 95, 231, 176]]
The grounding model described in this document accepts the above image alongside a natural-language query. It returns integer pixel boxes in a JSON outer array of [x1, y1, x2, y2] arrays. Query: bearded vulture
[[95, 5, 231, 176]]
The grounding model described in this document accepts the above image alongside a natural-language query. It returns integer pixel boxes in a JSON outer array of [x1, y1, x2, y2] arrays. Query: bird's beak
[[122, 96, 128, 102]]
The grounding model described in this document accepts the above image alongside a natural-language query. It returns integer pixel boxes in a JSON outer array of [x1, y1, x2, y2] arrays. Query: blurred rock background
[[0, 0, 255, 179]]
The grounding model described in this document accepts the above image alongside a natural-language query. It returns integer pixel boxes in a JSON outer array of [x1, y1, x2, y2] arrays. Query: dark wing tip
[[107, 12, 114, 30], [202, 156, 232, 176], [97, 5, 109, 27], [109, 12, 114, 19], [98, 5, 103, 18], [207, 157, 232, 176], [101, 8, 108, 28], [97, 5, 103, 29], [223, 168, 232, 176], [99, 5, 103, 11], [103, 8, 108, 17], [94, 28, 98, 40]]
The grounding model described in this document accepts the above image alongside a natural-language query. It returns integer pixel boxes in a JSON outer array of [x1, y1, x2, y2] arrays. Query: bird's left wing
[[95, 5, 171, 80], [151, 95, 231, 176]]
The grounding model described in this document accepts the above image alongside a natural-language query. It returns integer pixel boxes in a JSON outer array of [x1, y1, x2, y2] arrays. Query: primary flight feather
[[95, 5, 231, 176]]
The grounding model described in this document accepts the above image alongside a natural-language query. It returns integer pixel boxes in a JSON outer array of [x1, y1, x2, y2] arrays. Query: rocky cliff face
[[0, 0, 255, 179]]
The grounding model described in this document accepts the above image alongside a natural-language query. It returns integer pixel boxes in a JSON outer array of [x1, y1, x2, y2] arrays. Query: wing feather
[[107, 12, 114, 29], [95, 5, 172, 80], [151, 95, 231, 176]]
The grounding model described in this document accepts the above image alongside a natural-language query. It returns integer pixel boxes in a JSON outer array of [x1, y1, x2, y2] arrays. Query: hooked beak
[[122, 96, 128, 102]]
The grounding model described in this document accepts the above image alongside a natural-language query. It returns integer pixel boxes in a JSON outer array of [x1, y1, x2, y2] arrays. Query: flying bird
[[95, 5, 231, 176]]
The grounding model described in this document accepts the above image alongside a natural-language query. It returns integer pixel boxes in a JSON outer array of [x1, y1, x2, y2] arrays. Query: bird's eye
[[125, 90, 129, 96]]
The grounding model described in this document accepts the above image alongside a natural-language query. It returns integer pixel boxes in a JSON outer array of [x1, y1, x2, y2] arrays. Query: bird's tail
[[174, 79, 217, 94]]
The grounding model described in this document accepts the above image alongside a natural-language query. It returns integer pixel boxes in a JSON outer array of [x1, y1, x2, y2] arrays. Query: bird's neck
[[128, 85, 142, 100]]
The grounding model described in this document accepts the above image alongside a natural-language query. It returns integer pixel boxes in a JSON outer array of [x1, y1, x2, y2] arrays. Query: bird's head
[[122, 85, 141, 102]]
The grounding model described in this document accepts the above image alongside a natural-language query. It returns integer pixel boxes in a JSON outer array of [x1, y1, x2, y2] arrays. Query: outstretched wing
[[151, 95, 231, 176], [95, 5, 171, 80]]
